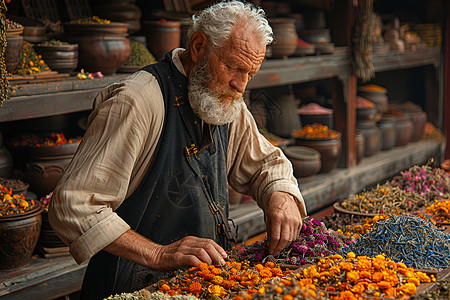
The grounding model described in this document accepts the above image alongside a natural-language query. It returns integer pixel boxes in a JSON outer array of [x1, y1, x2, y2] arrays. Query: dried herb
[[0, 1, 8, 106], [37, 39, 72, 46], [70, 16, 111, 24], [352, 0, 377, 81], [340, 183, 427, 214], [0, 184, 36, 216], [15, 41, 50, 75], [419, 280, 450, 300], [0, 177, 28, 193], [341, 214, 450, 270], [123, 40, 156, 67]]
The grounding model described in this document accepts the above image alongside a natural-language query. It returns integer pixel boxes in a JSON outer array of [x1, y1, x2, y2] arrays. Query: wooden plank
[[0, 255, 86, 299], [372, 47, 440, 72], [0, 89, 100, 122]]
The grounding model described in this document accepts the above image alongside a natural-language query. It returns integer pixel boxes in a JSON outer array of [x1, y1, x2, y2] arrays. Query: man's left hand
[[264, 191, 303, 256]]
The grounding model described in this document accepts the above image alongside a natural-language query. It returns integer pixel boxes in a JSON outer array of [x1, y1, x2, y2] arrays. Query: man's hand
[[152, 236, 228, 270], [264, 191, 303, 256], [105, 230, 227, 271]]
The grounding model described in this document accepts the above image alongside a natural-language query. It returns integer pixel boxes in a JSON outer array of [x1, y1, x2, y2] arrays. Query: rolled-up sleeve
[[49, 71, 164, 264], [227, 103, 307, 217]]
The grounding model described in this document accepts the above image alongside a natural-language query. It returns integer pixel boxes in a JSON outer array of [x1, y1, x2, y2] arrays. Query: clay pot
[[0, 202, 43, 270], [5, 34, 23, 73], [355, 131, 365, 164], [356, 107, 377, 121], [34, 44, 79, 73], [143, 20, 180, 61], [38, 212, 66, 248], [282, 145, 321, 178], [25, 155, 73, 198], [358, 90, 388, 114], [64, 22, 131, 74], [25, 142, 79, 198], [393, 115, 413, 146], [299, 29, 331, 44], [294, 136, 342, 173], [356, 120, 382, 157], [405, 110, 427, 142], [269, 18, 298, 58], [265, 94, 301, 138], [377, 116, 397, 150], [297, 103, 333, 129], [90, 2, 142, 34]]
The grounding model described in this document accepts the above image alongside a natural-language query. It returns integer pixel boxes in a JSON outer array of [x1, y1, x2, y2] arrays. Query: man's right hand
[[152, 236, 228, 270], [104, 230, 227, 271]]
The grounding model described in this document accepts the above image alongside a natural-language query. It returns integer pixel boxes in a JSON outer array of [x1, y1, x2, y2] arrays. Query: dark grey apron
[[79, 51, 235, 299]]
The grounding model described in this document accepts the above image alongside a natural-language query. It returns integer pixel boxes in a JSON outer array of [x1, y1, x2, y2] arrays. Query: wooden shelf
[[230, 139, 442, 241], [372, 47, 440, 73], [0, 255, 86, 300], [247, 50, 349, 89]]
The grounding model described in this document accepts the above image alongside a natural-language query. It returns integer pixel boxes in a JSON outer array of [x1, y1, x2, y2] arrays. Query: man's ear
[[189, 31, 208, 64]]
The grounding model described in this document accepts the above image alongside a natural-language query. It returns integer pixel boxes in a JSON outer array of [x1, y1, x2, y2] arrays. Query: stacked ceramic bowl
[[34, 41, 79, 73]]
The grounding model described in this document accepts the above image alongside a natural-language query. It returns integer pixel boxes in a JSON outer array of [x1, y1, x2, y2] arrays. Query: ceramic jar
[[294, 136, 342, 173], [297, 103, 333, 129], [269, 18, 298, 58], [393, 115, 413, 146], [5, 34, 23, 73], [282, 145, 321, 178], [355, 131, 365, 164], [64, 22, 131, 74], [356, 120, 382, 157], [144, 20, 180, 61], [405, 110, 427, 142], [0, 203, 43, 270], [25, 142, 79, 198], [358, 85, 388, 114], [377, 116, 397, 151], [90, 1, 142, 34]]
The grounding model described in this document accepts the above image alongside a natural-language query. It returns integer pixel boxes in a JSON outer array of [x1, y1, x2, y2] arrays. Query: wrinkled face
[[188, 26, 266, 125]]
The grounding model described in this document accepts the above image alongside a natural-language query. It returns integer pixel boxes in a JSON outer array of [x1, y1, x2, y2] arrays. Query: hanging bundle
[[352, 0, 377, 82]]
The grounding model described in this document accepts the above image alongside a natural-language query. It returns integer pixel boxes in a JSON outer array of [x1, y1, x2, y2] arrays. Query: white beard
[[188, 56, 244, 125]]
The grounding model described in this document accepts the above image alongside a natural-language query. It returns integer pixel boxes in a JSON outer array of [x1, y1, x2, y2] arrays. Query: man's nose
[[230, 75, 247, 94]]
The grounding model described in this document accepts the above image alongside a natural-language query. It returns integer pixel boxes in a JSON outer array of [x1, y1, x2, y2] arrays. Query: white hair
[[187, 0, 273, 50]]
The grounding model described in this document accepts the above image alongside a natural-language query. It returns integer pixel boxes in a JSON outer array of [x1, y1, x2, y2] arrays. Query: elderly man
[[49, 1, 307, 298]]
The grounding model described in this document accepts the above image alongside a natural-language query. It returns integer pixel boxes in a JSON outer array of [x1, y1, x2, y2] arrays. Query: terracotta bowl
[[282, 145, 321, 178]]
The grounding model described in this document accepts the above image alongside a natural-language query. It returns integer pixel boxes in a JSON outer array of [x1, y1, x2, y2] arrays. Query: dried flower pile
[[15, 41, 51, 75], [319, 212, 368, 235], [0, 184, 36, 216], [299, 252, 434, 299], [70, 16, 111, 24], [292, 124, 340, 140], [423, 200, 450, 224], [232, 218, 351, 266], [154, 261, 290, 299], [6, 19, 23, 30], [339, 183, 427, 215], [335, 215, 389, 240], [341, 214, 450, 270], [10, 132, 81, 147], [391, 164, 450, 201], [105, 290, 198, 300], [40, 192, 52, 212]]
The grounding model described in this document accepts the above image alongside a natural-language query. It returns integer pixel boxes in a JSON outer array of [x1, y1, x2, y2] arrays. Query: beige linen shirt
[[49, 49, 307, 264]]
